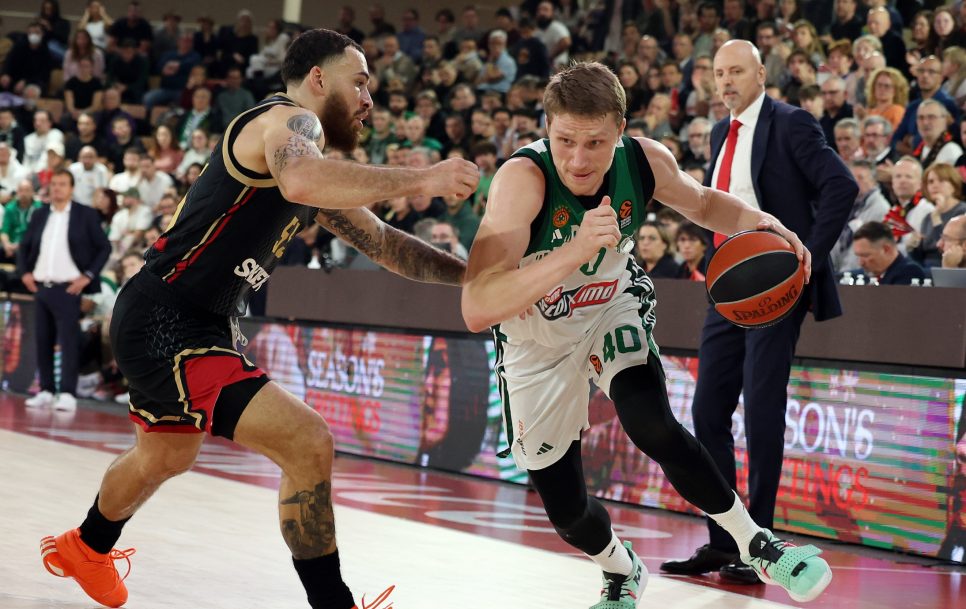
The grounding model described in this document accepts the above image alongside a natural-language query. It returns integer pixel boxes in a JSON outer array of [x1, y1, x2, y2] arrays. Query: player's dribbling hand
[[756, 217, 812, 283], [422, 158, 480, 200], [571, 197, 620, 263]]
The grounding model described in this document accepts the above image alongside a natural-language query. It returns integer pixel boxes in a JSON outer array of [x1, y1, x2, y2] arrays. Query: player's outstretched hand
[[422, 158, 480, 200], [756, 217, 812, 283], [571, 196, 620, 263]]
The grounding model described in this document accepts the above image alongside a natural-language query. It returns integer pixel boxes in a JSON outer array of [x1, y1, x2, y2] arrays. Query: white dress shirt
[[138, 171, 174, 210], [69, 161, 111, 206], [33, 203, 82, 283], [108, 170, 141, 194], [710, 91, 766, 210]]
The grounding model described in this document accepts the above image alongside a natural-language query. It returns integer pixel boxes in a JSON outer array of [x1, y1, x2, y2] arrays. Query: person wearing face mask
[[0, 22, 55, 95]]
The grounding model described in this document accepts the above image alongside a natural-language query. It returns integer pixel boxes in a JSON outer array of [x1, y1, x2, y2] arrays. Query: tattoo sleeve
[[272, 114, 323, 175], [381, 224, 466, 286], [279, 481, 337, 559], [317, 208, 384, 260]]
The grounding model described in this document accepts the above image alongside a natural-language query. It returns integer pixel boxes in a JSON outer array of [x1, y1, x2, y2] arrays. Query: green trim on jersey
[[511, 136, 649, 257], [492, 325, 514, 459]]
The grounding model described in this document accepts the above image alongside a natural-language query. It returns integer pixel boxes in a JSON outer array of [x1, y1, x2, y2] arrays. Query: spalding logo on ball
[[705, 230, 806, 328]]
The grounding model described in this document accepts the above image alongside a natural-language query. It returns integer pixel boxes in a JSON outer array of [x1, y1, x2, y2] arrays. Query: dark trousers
[[692, 296, 810, 553], [34, 283, 82, 395]]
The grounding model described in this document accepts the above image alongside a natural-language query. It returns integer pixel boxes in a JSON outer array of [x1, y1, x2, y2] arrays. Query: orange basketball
[[705, 230, 806, 328]]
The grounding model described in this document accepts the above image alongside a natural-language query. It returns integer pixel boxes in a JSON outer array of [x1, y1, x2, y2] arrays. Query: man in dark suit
[[18, 169, 111, 412], [661, 40, 856, 583]]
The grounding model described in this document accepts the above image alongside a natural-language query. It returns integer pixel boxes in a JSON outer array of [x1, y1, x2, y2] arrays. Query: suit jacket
[[705, 95, 857, 321], [17, 201, 111, 294]]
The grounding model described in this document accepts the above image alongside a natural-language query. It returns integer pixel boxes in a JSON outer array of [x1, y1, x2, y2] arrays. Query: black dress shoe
[[660, 544, 738, 575], [719, 560, 763, 585]]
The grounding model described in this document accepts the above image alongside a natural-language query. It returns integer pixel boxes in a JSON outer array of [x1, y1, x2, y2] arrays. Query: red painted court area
[[1, 394, 962, 609]]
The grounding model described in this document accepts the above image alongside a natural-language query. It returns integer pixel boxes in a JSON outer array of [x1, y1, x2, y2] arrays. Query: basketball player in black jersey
[[40, 30, 478, 609]]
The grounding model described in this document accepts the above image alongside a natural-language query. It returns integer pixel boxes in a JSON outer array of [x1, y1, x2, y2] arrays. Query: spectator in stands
[[722, 0, 753, 41], [149, 124, 183, 175], [37, 142, 69, 195], [934, 7, 966, 56], [819, 76, 853, 150], [834, 118, 862, 161], [336, 6, 365, 44], [939, 214, 966, 268], [91, 186, 117, 230], [108, 1, 152, 55], [477, 30, 516, 95], [215, 68, 254, 132], [369, 4, 397, 38], [63, 58, 105, 130], [798, 85, 824, 121], [681, 117, 711, 171], [493, 8, 520, 49], [215, 9, 258, 77], [866, 67, 908, 132], [469, 108, 497, 147], [452, 38, 484, 84], [782, 49, 817, 106], [634, 221, 678, 279], [642, 93, 673, 139], [65, 113, 105, 161], [69, 145, 110, 207], [151, 192, 177, 230], [886, 156, 934, 251], [907, 11, 937, 66], [414, 90, 447, 142], [942, 46, 966, 109], [693, 2, 720, 58], [78, 0, 113, 50], [193, 15, 218, 71], [910, 163, 966, 267], [674, 220, 708, 281], [0, 142, 28, 203], [144, 34, 200, 116], [153, 11, 182, 64], [105, 39, 148, 105], [244, 19, 292, 89], [63, 29, 105, 82], [23, 111, 64, 175], [617, 62, 648, 118], [37, 0, 70, 59], [383, 195, 415, 233], [443, 113, 470, 155], [792, 20, 824, 67], [418, 35, 445, 87], [867, 8, 906, 73], [851, 221, 926, 284], [105, 116, 143, 172], [426, 219, 467, 259], [848, 37, 884, 108], [535, 1, 572, 68], [832, 160, 891, 273], [176, 87, 220, 149], [364, 108, 397, 165], [108, 148, 141, 194], [1, 22, 54, 96], [861, 116, 899, 179], [1, 179, 41, 262], [0, 108, 26, 162], [137, 154, 172, 210], [894, 55, 959, 154], [397, 9, 426, 61], [756, 22, 785, 88], [826, 39, 855, 82], [108, 187, 152, 254], [915, 99, 963, 166], [402, 115, 443, 156], [471, 141, 497, 213], [511, 18, 551, 81], [375, 34, 419, 89], [830, 0, 864, 42], [19, 169, 111, 412], [176, 129, 210, 180]]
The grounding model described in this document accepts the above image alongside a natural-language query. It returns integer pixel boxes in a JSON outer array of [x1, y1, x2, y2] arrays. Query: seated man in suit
[[18, 169, 111, 412], [851, 220, 926, 284]]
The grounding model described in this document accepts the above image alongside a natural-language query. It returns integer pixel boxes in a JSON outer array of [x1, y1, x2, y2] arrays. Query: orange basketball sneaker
[[355, 585, 395, 609], [40, 529, 136, 608]]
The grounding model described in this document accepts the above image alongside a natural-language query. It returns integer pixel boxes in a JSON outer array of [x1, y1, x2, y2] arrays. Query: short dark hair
[[281, 28, 363, 85], [471, 141, 498, 157], [853, 221, 895, 244], [799, 84, 821, 101], [51, 168, 75, 187], [436, 8, 455, 23]]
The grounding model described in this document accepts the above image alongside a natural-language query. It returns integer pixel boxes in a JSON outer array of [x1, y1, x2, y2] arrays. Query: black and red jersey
[[144, 94, 317, 316]]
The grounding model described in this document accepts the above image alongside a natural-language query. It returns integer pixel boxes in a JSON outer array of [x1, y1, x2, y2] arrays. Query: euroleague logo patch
[[619, 200, 633, 229], [552, 206, 570, 228], [589, 354, 603, 375]]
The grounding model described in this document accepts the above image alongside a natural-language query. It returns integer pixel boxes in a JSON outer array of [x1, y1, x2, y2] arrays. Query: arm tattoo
[[317, 208, 384, 260], [273, 134, 319, 175], [279, 481, 337, 559], [286, 114, 322, 141], [382, 226, 466, 286]]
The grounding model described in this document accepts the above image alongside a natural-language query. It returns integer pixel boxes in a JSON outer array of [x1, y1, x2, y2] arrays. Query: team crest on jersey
[[538, 279, 619, 321], [589, 354, 603, 375], [619, 200, 633, 229], [552, 206, 570, 228]]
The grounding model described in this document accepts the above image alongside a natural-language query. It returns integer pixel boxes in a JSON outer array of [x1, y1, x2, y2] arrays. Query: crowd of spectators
[[3, 0, 966, 400]]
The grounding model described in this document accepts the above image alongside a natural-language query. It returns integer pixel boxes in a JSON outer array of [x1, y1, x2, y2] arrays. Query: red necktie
[[713, 119, 742, 248]]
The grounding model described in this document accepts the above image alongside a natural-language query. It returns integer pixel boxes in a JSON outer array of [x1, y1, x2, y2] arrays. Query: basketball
[[705, 230, 806, 328]]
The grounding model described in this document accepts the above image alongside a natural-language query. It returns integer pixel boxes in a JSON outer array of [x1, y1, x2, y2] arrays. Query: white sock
[[708, 492, 762, 555], [589, 530, 633, 575]]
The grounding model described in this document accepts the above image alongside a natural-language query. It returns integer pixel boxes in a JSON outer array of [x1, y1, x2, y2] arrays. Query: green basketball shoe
[[589, 541, 647, 609], [741, 530, 832, 602]]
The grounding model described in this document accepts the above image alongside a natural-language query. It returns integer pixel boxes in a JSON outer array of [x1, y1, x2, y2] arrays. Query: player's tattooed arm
[[316, 208, 466, 285], [270, 113, 323, 176]]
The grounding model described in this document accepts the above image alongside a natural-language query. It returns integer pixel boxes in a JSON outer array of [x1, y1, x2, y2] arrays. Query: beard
[[320, 94, 362, 154]]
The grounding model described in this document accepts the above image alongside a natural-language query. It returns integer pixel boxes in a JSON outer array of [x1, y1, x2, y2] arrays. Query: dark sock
[[292, 550, 355, 609], [78, 495, 130, 554]]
